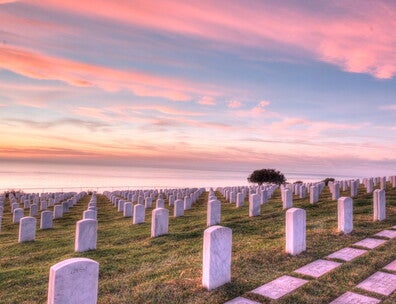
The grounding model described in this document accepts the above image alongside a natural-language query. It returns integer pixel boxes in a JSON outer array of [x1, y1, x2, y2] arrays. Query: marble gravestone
[[83, 210, 97, 220], [338, 197, 353, 234], [202, 225, 232, 290], [249, 194, 260, 217], [151, 208, 169, 238], [156, 198, 165, 209], [207, 199, 221, 226], [75, 219, 98, 252], [283, 189, 292, 210], [174, 199, 184, 218], [236, 193, 244, 208], [53, 205, 63, 219], [13, 208, 24, 224], [47, 258, 99, 304], [285, 208, 306, 255], [19, 216, 37, 242], [40, 210, 53, 229], [123, 202, 133, 218], [133, 204, 145, 224], [373, 189, 386, 221]]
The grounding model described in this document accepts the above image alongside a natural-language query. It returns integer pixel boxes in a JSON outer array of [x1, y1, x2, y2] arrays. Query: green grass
[[0, 184, 395, 304]]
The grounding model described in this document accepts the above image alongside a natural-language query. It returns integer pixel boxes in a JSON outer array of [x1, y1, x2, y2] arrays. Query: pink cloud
[[198, 96, 216, 106], [108, 104, 204, 117], [379, 104, 396, 111], [228, 100, 242, 109], [251, 100, 270, 114], [0, 46, 219, 102], [22, 0, 395, 79]]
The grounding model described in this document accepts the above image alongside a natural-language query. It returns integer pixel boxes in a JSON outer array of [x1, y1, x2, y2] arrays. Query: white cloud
[[198, 96, 216, 106], [251, 100, 270, 114], [228, 100, 243, 108]]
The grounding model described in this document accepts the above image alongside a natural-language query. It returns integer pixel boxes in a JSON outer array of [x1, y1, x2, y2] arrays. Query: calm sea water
[[0, 161, 358, 193]]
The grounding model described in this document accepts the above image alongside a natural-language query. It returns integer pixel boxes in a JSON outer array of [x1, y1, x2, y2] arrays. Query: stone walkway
[[225, 226, 396, 303]]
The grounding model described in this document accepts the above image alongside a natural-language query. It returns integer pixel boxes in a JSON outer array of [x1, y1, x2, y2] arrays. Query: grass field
[[0, 184, 395, 303]]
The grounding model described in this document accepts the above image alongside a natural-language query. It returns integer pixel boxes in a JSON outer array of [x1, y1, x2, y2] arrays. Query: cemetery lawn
[[0, 185, 395, 304]]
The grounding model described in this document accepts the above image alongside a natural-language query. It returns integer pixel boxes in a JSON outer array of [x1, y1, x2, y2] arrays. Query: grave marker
[[202, 225, 232, 290], [47, 258, 99, 304]]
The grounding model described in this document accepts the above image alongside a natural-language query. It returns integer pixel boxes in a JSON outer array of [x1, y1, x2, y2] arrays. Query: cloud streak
[[0, 45, 219, 101], [19, 0, 396, 79], [9, 118, 110, 132]]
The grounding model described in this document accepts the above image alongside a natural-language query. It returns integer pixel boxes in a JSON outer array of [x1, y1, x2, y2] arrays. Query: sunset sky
[[1, 0, 396, 177]]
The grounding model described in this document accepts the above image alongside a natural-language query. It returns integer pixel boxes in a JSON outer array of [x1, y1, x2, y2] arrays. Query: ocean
[[0, 161, 359, 193]]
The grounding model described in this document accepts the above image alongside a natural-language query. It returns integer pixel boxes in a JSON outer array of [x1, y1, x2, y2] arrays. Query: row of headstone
[[338, 190, 387, 235], [202, 188, 389, 291], [220, 184, 276, 206], [217, 185, 277, 219], [76, 193, 98, 252], [202, 206, 306, 291], [207, 189, 221, 226], [15, 192, 87, 243], [104, 188, 205, 237], [329, 176, 394, 200], [279, 182, 324, 208], [10, 192, 80, 225], [9, 191, 78, 214]]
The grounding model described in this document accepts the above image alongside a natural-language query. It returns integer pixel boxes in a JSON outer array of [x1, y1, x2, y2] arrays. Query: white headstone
[[75, 219, 98, 252], [299, 185, 306, 199], [13, 208, 24, 223], [350, 180, 358, 197], [47, 257, 99, 304], [233, 193, 241, 208], [145, 197, 152, 208], [53, 205, 63, 219], [40, 200, 47, 210], [380, 176, 386, 190], [332, 183, 340, 200], [285, 208, 306, 255], [309, 186, 318, 204], [373, 189, 386, 221], [30, 204, 38, 217], [207, 199, 221, 226], [151, 208, 169, 238], [156, 198, 165, 209], [184, 196, 192, 210], [202, 225, 232, 290], [117, 200, 125, 212], [133, 204, 145, 224], [260, 190, 268, 205], [123, 202, 133, 217], [338, 197, 353, 234], [168, 195, 174, 206], [366, 178, 373, 193], [40, 210, 53, 229], [283, 189, 293, 210], [83, 210, 97, 220], [174, 199, 184, 217], [249, 194, 260, 217], [19, 216, 37, 242]]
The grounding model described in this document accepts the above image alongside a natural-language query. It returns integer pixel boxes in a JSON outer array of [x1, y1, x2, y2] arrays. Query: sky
[[0, 0, 396, 177]]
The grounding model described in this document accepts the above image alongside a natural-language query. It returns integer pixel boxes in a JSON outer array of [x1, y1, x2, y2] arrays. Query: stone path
[[224, 226, 396, 303]]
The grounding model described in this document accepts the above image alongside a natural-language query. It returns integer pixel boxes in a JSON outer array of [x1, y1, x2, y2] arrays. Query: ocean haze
[[0, 161, 360, 192]]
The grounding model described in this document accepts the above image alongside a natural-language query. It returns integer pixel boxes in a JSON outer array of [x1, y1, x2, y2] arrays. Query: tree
[[247, 168, 286, 186], [322, 177, 335, 186]]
